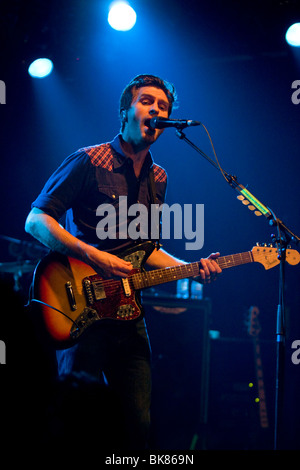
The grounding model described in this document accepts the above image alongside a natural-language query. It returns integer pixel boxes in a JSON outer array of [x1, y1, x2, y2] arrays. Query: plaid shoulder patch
[[153, 164, 167, 183], [82, 143, 113, 171]]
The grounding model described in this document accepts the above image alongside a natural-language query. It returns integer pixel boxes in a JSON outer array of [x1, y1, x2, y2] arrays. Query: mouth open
[[144, 119, 155, 135]]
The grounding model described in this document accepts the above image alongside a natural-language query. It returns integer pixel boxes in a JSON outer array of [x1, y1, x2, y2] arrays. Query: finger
[[199, 268, 211, 283], [199, 258, 220, 282], [116, 263, 133, 276], [201, 258, 219, 275], [208, 253, 222, 273], [200, 259, 211, 278], [199, 260, 212, 283], [209, 260, 221, 274], [107, 256, 132, 277], [199, 268, 206, 282]]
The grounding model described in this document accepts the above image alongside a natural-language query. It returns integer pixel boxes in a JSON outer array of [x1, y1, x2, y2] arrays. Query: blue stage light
[[28, 58, 54, 78], [285, 23, 300, 47], [108, 1, 137, 31]]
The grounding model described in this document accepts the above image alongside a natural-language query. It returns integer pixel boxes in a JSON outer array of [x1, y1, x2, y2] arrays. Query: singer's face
[[122, 86, 170, 147]]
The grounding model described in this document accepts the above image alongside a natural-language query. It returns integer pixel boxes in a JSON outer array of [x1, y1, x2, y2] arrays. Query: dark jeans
[[56, 318, 152, 449]]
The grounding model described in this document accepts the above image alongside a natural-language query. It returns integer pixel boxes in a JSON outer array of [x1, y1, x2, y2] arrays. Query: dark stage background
[[0, 0, 300, 451]]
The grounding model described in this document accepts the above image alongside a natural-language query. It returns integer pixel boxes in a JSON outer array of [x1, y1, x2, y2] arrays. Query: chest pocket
[[97, 185, 127, 204]]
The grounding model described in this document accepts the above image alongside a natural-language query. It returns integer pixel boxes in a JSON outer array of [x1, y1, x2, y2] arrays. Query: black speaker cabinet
[[143, 294, 211, 450]]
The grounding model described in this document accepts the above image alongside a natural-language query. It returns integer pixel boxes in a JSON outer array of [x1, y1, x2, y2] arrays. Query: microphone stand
[[176, 128, 300, 450]]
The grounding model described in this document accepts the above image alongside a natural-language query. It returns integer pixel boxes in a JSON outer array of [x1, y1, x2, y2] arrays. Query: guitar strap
[[148, 165, 158, 204], [148, 166, 161, 249]]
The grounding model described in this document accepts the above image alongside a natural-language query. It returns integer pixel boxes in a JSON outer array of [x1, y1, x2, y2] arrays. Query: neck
[[120, 136, 150, 177]]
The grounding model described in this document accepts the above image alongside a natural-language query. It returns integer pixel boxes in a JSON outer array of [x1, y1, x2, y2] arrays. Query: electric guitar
[[31, 241, 300, 349], [247, 306, 269, 429]]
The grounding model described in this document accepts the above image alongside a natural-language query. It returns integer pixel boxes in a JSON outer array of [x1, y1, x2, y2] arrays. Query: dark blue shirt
[[32, 134, 168, 253]]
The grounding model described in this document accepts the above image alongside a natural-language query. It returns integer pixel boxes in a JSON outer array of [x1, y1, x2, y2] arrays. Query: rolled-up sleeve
[[31, 151, 92, 221]]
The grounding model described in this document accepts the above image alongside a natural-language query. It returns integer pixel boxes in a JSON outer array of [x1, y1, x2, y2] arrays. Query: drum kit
[[0, 234, 48, 292]]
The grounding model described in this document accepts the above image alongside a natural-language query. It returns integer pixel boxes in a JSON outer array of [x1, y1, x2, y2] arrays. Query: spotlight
[[28, 58, 54, 78], [285, 23, 300, 47], [108, 1, 137, 31]]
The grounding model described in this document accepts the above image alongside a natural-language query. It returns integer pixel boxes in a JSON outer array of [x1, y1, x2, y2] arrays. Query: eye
[[159, 103, 168, 112]]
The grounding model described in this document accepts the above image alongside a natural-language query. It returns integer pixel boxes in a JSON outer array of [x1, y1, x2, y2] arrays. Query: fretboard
[[131, 251, 253, 290]]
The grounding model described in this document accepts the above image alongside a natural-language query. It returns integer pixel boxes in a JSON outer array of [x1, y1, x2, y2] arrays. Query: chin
[[144, 127, 158, 141], [143, 134, 156, 146]]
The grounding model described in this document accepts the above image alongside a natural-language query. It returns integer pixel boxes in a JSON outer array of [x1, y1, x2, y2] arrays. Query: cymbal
[[0, 260, 36, 274]]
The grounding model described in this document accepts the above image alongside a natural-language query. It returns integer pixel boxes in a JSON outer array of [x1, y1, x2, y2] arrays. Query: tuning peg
[[271, 234, 279, 242], [256, 242, 261, 247]]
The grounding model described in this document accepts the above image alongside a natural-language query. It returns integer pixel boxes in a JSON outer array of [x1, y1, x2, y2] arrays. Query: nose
[[149, 102, 159, 116]]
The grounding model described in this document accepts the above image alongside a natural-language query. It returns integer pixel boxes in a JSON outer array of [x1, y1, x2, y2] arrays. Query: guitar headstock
[[246, 306, 261, 337], [251, 244, 300, 270]]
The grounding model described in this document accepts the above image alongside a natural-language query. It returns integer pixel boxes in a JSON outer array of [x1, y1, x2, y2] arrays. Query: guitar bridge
[[92, 280, 106, 300], [83, 278, 106, 304]]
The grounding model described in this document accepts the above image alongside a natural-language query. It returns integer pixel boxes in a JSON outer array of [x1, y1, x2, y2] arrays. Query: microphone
[[145, 117, 201, 130]]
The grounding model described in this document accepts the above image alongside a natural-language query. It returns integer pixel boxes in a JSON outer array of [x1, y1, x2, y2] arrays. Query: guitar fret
[[217, 252, 252, 269], [132, 252, 255, 290], [132, 262, 200, 290]]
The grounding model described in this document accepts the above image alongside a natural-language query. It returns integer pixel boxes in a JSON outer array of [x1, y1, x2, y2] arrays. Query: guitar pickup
[[122, 278, 131, 297], [65, 281, 77, 311]]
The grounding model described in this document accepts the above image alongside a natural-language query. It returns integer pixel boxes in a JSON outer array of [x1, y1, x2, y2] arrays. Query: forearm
[[25, 208, 94, 262], [25, 208, 133, 277], [146, 246, 187, 269]]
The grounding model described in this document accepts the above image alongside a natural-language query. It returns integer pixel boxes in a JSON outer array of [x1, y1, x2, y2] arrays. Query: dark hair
[[119, 74, 178, 131]]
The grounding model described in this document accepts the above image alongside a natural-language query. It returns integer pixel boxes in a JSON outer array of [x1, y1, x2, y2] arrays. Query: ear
[[121, 109, 128, 123]]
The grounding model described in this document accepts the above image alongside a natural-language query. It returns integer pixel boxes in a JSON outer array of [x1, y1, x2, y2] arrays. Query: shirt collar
[[109, 134, 154, 173]]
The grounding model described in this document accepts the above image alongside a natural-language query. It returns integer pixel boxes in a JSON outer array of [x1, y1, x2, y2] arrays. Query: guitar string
[[80, 250, 270, 294], [31, 251, 273, 325], [91, 251, 256, 292]]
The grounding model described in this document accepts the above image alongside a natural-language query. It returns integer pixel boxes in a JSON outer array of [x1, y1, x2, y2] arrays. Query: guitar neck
[[132, 251, 253, 290]]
